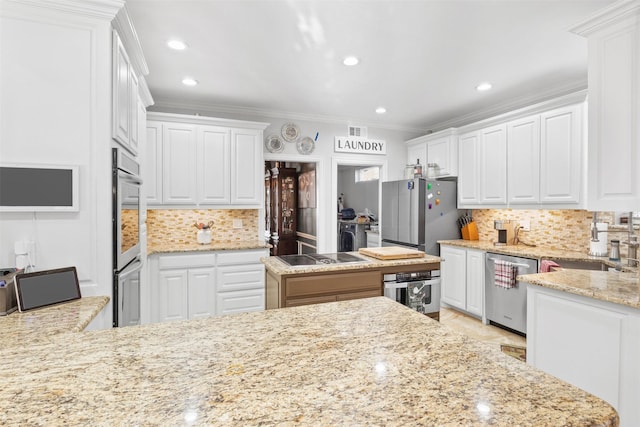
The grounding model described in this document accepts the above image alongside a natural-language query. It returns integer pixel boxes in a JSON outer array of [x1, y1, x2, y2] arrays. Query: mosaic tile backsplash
[[146, 209, 260, 246], [471, 209, 627, 254]]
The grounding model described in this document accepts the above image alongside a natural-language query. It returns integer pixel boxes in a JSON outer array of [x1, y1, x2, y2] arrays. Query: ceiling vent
[[348, 125, 367, 138]]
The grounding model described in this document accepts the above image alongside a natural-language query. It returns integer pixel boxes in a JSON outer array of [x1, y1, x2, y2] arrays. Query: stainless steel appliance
[[338, 221, 368, 252], [112, 148, 143, 327], [277, 252, 370, 267], [485, 253, 538, 335], [381, 178, 460, 255], [383, 269, 441, 320]]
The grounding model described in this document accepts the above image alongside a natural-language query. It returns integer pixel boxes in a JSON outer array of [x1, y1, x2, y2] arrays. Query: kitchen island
[[262, 251, 440, 310], [0, 297, 618, 425]]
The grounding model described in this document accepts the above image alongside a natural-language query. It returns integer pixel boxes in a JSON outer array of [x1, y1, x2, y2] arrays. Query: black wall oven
[[112, 148, 142, 327]]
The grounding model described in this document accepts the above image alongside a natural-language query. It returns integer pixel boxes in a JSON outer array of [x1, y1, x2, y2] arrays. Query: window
[[355, 167, 379, 183]]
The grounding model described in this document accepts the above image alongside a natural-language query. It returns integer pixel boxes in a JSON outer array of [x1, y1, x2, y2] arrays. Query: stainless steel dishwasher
[[485, 253, 538, 336]]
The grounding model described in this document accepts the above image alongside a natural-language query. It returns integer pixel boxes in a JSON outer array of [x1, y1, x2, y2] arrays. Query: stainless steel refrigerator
[[381, 178, 460, 255]]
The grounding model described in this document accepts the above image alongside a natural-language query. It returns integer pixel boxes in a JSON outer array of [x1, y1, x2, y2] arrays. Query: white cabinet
[[112, 29, 141, 155], [198, 125, 231, 204], [149, 249, 267, 324], [162, 123, 197, 204], [527, 284, 640, 427], [539, 104, 582, 204], [479, 124, 507, 205], [144, 121, 162, 204], [231, 128, 262, 205], [571, 4, 640, 211], [145, 113, 268, 208], [441, 245, 484, 317], [457, 131, 480, 205], [405, 128, 458, 177], [507, 116, 540, 204]]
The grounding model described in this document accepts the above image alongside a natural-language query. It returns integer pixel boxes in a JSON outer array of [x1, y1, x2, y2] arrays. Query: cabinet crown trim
[[147, 112, 269, 130], [570, 0, 640, 36], [2, 0, 124, 19], [405, 128, 458, 145], [113, 6, 149, 77]]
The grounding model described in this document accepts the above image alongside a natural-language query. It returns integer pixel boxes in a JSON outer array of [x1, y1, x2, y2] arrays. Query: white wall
[[0, 3, 116, 305], [338, 165, 379, 216]]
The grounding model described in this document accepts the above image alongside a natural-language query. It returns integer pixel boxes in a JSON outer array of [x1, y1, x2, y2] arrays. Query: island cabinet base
[[266, 269, 383, 309], [527, 284, 640, 427]]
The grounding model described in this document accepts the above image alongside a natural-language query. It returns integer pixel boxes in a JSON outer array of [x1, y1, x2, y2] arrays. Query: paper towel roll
[[589, 222, 608, 256]]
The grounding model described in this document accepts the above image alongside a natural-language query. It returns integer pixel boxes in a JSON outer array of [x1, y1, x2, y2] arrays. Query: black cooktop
[[277, 253, 369, 266]]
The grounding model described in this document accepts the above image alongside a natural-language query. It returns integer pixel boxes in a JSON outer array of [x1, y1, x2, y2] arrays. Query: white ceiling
[[126, 0, 614, 133]]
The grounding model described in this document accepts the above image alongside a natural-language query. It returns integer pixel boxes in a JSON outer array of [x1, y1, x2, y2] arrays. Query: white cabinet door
[[112, 30, 131, 147], [144, 121, 162, 204], [440, 245, 467, 309], [128, 71, 139, 155], [187, 267, 216, 320], [163, 123, 197, 204], [427, 135, 458, 177], [157, 269, 189, 322], [231, 128, 262, 205], [407, 141, 426, 171], [507, 116, 540, 204], [480, 124, 507, 204], [465, 249, 485, 316], [573, 8, 640, 211], [198, 126, 230, 204], [457, 131, 480, 206], [540, 104, 582, 204]]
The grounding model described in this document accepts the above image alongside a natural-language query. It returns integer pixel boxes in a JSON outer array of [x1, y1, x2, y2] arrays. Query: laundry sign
[[334, 137, 386, 155]]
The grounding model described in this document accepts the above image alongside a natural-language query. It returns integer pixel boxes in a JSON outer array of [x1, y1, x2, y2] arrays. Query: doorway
[[265, 160, 319, 256]]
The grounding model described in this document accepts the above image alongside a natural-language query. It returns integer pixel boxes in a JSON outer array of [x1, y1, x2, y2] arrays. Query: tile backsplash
[[472, 209, 602, 253], [146, 209, 260, 246]]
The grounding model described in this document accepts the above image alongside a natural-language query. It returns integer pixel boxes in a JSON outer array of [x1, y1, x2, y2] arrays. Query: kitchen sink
[[554, 260, 609, 271]]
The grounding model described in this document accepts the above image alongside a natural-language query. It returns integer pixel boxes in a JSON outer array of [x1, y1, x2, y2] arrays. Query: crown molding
[[147, 111, 270, 130], [570, 0, 640, 36], [425, 79, 588, 132], [1, 0, 124, 20], [112, 5, 149, 77], [149, 97, 431, 135], [139, 77, 154, 108]]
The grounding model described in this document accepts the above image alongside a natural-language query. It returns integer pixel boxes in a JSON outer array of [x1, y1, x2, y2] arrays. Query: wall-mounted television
[[0, 164, 79, 212]]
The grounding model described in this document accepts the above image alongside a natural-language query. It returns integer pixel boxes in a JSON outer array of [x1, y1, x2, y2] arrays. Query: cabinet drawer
[[216, 289, 264, 315], [286, 270, 380, 298], [217, 250, 268, 266], [217, 265, 264, 291], [286, 295, 337, 307], [336, 289, 382, 301], [158, 253, 216, 270]]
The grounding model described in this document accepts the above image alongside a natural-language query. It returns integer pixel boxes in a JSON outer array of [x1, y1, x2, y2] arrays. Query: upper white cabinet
[[457, 95, 585, 209], [405, 128, 458, 178], [571, 2, 640, 211], [539, 104, 583, 204], [145, 113, 269, 208]]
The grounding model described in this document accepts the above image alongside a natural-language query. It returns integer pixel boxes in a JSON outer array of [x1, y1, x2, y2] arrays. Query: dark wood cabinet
[[268, 166, 297, 256]]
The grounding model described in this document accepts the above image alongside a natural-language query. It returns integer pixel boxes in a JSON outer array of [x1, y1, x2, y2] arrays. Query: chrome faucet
[[622, 212, 638, 267]]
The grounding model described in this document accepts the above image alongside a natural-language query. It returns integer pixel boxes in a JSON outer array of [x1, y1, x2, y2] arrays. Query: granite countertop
[[147, 240, 271, 255], [0, 297, 617, 426], [1, 296, 109, 348], [261, 251, 440, 276], [438, 239, 636, 270], [519, 269, 639, 309]]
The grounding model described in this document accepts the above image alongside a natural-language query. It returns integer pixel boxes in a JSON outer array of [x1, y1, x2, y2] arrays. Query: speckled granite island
[[1, 297, 618, 426]]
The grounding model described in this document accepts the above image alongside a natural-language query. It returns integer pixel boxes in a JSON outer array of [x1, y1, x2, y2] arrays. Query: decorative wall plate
[[265, 134, 285, 153], [281, 123, 300, 142], [296, 136, 315, 155]]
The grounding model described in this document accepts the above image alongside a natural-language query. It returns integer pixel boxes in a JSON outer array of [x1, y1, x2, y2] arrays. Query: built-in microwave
[[112, 148, 142, 327]]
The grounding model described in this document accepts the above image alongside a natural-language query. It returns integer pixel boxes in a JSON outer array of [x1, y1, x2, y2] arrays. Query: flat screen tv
[[0, 164, 79, 212]]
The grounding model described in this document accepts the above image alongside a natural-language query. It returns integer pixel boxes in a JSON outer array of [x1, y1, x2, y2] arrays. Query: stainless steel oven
[[112, 148, 142, 327], [383, 270, 441, 320]]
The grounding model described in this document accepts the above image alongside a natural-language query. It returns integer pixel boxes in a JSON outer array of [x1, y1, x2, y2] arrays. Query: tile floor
[[438, 307, 526, 349]]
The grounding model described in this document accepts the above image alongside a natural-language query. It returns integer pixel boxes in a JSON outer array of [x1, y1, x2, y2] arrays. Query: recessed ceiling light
[[476, 82, 492, 91], [343, 56, 359, 66], [182, 77, 198, 86], [167, 39, 187, 50], [375, 107, 387, 114]]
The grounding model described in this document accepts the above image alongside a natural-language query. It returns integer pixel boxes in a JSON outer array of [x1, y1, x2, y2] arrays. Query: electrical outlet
[[232, 219, 243, 229], [519, 220, 531, 231]]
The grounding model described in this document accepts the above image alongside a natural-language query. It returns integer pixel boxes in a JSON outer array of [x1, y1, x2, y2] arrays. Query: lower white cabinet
[[150, 249, 267, 323], [440, 245, 484, 317], [527, 284, 640, 427]]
